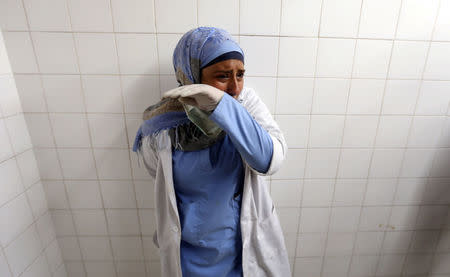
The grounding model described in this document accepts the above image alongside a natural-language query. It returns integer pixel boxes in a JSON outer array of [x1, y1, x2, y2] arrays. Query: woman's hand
[[162, 84, 225, 112]]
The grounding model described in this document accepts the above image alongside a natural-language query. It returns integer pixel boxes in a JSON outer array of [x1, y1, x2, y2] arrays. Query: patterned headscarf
[[173, 27, 244, 85]]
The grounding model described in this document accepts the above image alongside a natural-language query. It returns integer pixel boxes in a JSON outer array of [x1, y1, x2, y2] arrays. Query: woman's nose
[[226, 76, 239, 96]]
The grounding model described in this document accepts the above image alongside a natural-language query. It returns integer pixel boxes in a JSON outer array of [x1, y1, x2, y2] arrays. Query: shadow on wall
[[387, 130, 450, 275]]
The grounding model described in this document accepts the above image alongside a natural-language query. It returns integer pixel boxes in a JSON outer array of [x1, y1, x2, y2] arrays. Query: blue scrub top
[[171, 94, 273, 277]]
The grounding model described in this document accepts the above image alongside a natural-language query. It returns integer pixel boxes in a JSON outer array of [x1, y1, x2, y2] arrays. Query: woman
[[133, 27, 291, 277]]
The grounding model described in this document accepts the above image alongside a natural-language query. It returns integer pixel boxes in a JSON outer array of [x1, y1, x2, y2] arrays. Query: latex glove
[[162, 84, 224, 112]]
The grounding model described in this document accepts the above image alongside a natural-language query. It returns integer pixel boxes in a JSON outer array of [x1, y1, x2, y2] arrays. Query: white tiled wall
[[1, 0, 449, 276], [0, 30, 66, 277]]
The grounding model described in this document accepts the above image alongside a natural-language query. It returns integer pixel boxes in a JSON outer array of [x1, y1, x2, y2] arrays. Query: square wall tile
[[424, 43, 450, 80], [0, 158, 23, 207], [198, 0, 239, 34], [107, 209, 140, 235], [416, 205, 448, 229], [349, 255, 379, 277], [272, 149, 307, 179], [100, 181, 136, 209], [294, 257, 322, 277], [87, 114, 128, 148], [299, 207, 330, 233], [74, 33, 119, 74], [276, 78, 314, 115], [280, 0, 322, 36], [401, 148, 436, 177], [325, 232, 355, 256], [111, 0, 156, 32], [275, 115, 309, 148], [389, 41, 428, 79], [382, 231, 413, 253], [94, 149, 132, 179], [34, 149, 62, 179], [49, 113, 90, 148], [14, 75, 46, 113], [154, 0, 196, 33], [408, 116, 446, 147], [296, 233, 326, 257], [31, 32, 78, 74], [24, 114, 55, 148], [333, 179, 365, 206], [72, 210, 108, 236], [244, 77, 277, 114], [302, 179, 334, 207], [4, 114, 32, 154], [0, 119, 13, 162], [26, 182, 48, 218], [51, 211, 76, 236], [23, 0, 71, 31], [45, 242, 63, 275], [430, 149, 450, 177], [82, 75, 123, 113], [394, 178, 426, 205], [352, 39, 392, 78], [416, 81, 450, 115], [4, 225, 42, 277], [0, 75, 22, 117], [122, 75, 160, 114], [433, 0, 450, 41], [320, 0, 362, 37], [342, 115, 378, 147], [42, 75, 84, 113], [322, 256, 351, 277], [388, 206, 420, 230], [312, 78, 350, 114], [358, 0, 401, 39], [84, 261, 116, 277], [376, 254, 405, 276], [396, 0, 439, 40], [240, 0, 280, 35], [305, 149, 340, 178], [35, 212, 56, 248], [364, 178, 397, 206], [66, 180, 102, 209], [309, 115, 345, 147], [278, 37, 317, 77], [316, 38, 356, 78], [382, 80, 421, 115], [354, 232, 384, 254], [347, 79, 385, 114], [0, 0, 28, 30], [79, 237, 113, 260], [67, 0, 113, 32], [110, 236, 143, 261], [157, 34, 182, 75], [369, 149, 404, 178], [0, 194, 33, 247], [329, 207, 360, 232], [116, 34, 158, 74], [116, 261, 146, 277], [375, 116, 412, 147], [359, 206, 390, 231], [134, 181, 155, 209], [277, 208, 300, 234], [0, 31, 11, 74], [338, 148, 371, 178], [239, 36, 279, 76], [271, 179, 302, 207], [404, 254, 434, 275], [2, 32, 39, 73]]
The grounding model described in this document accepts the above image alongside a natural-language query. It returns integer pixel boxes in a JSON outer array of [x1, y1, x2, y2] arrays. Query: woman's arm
[[209, 88, 287, 175]]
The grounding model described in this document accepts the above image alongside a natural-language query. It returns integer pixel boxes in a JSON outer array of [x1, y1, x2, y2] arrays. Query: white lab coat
[[139, 87, 291, 277]]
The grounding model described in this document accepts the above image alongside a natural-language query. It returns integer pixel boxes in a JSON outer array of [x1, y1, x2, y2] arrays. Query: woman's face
[[200, 59, 245, 99]]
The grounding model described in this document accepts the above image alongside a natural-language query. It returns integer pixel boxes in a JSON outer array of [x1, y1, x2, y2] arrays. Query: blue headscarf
[[173, 27, 244, 85]]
